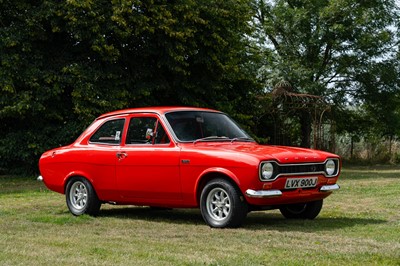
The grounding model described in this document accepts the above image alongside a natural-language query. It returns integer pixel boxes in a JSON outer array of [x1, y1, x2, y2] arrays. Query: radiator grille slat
[[278, 164, 325, 175]]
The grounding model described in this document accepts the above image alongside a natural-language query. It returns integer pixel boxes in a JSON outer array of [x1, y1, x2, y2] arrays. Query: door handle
[[116, 152, 128, 160]]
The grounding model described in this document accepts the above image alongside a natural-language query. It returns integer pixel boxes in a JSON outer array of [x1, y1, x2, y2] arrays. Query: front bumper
[[319, 184, 340, 192], [245, 189, 282, 198], [245, 183, 340, 199]]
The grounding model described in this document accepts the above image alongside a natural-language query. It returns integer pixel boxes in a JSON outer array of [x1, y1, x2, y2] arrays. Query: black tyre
[[279, 199, 323, 219], [200, 178, 248, 228], [65, 177, 101, 216]]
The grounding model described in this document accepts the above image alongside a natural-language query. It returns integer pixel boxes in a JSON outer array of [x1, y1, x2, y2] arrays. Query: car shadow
[[243, 212, 387, 232], [98, 206, 387, 231], [98, 206, 205, 226]]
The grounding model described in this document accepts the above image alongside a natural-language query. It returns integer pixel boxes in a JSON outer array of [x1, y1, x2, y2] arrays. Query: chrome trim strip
[[37, 175, 43, 182], [259, 158, 340, 182], [245, 189, 282, 198], [320, 184, 340, 192]]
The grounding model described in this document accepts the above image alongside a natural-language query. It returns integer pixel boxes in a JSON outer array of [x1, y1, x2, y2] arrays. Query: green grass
[[0, 167, 399, 265]]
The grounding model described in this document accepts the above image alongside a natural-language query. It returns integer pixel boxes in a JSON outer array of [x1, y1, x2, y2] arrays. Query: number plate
[[285, 177, 318, 189]]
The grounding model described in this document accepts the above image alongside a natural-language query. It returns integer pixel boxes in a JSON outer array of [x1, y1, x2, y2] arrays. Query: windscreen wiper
[[230, 137, 255, 143], [193, 136, 230, 144]]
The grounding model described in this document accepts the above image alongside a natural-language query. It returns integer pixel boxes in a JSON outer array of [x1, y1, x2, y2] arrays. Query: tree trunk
[[350, 136, 354, 159], [299, 111, 312, 148]]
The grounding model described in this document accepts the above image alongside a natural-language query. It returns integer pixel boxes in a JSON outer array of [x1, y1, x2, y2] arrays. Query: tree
[[0, 0, 260, 174], [357, 59, 400, 157], [252, 0, 399, 147]]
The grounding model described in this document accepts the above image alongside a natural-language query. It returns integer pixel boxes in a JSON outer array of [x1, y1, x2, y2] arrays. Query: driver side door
[[116, 114, 182, 204]]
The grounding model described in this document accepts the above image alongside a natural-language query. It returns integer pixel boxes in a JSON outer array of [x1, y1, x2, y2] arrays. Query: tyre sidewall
[[66, 177, 100, 216], [200, 179, 247, 228], [302, 199, 323, 219], [280, 199, 323, 219]]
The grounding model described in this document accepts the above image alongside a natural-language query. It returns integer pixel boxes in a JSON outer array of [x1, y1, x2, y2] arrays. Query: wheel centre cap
[[216, 202, 225, 208]]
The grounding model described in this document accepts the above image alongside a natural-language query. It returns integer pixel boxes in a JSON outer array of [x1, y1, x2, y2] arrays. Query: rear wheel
[[279, 199, 323, 219], [66, 177, 101, 216], [200, 179, 248, 228]]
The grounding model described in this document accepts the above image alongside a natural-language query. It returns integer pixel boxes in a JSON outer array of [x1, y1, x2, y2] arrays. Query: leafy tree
[[0, 0, 260, 174], [252, 0, 399, 147], [357, 59, 400, 157]]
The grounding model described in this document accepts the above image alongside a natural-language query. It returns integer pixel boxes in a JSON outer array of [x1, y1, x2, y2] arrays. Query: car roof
[[97, 106, 220, 120]]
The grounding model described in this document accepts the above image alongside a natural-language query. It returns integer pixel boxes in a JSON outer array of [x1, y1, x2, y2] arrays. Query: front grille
[[259, 159, 340, 181], [278, 164, 325, 175]]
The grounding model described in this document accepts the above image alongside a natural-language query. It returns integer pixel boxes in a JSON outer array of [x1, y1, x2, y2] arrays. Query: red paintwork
[[39, 107, 340, 209]]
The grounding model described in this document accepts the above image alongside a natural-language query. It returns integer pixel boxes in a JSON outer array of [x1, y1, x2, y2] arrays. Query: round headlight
[[261, 162, 274, 180], [325, 159, 336, 176]]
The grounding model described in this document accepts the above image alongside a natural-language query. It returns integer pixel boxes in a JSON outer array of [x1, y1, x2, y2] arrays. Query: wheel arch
[[63, 171, 95, 194], [195, 168, 243, 206]]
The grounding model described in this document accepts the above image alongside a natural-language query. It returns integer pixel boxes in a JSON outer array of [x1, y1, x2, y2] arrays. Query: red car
[[39, 107, 340, 228]]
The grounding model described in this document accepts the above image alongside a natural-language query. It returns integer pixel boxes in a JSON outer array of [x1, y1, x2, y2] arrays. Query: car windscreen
[[165, 111, 253, 142]]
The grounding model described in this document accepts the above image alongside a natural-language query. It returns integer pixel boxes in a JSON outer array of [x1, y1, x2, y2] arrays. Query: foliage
[[0, 0, 261, 174], [335, 58, 400, 161], [1, 0, 400, 173], [252, 0, 400, 147], [358, 60, 400, 139]]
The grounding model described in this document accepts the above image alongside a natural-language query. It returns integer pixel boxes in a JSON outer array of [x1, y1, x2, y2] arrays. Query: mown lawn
[[0, 166, 399, 265]]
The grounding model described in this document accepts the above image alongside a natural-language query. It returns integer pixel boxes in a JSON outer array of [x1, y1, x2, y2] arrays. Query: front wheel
[[279, 199, 323, 219], [200, 179, 248, 228], [66, 177, 101, 216]]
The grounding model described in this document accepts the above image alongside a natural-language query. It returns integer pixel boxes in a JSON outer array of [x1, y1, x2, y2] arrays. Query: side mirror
[[145, 128, 154, 140]]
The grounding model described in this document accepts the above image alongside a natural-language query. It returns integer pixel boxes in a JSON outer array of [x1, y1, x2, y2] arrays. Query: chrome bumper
[[246, 184, 340, 198], [37, 175, 43, 182], [245, 189, 282, 198], [320, 184, 340, 192]]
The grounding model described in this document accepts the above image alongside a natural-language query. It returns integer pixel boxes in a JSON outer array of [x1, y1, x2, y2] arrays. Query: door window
[[89, 119, 125, 144], [126, 117, 170, 145]]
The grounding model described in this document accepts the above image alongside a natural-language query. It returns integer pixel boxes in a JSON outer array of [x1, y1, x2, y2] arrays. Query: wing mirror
[[146, 128, 154, 140]]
